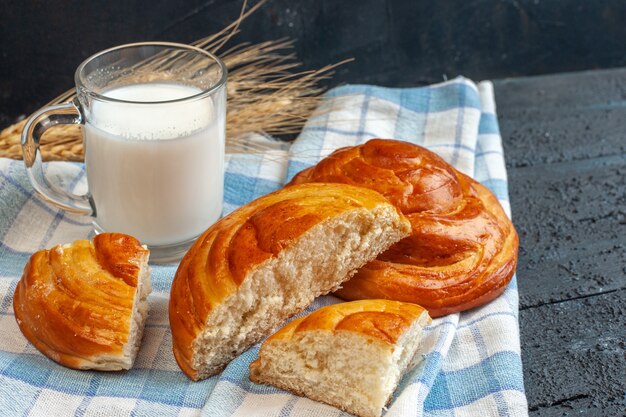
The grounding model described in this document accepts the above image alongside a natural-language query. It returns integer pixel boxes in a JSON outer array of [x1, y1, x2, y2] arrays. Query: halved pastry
[[169, 183, 411, 381], [13, 233, 151, 371]]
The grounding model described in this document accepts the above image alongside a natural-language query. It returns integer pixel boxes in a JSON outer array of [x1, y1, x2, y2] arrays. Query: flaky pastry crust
[[289, 139, 519, 317], [169, 182, 408, 380], [13, 233, 148, 370]]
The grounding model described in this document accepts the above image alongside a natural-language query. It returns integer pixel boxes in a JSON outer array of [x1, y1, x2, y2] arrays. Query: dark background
[[3, 0, 626, 126], [2, 0, 625, 415]]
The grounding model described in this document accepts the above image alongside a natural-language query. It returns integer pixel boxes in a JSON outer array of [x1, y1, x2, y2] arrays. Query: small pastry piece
[[169, 183, 411, 381], [289, 139, 519, 317], [13, 233, 151, 371], [250, 300, 432, 417]]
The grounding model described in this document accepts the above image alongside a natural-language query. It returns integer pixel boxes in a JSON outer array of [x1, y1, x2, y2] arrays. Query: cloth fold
[[0, 77, 527, 417]]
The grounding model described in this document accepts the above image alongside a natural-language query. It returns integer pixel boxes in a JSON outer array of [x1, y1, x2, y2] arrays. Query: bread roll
[[250, 300, 431, 417], [13, 233, 151, 371], [169, 183, 411, 381], [289, 139, 519, 317]]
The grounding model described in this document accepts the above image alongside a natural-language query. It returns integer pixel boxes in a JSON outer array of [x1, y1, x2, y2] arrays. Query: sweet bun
[[13, 233, 151, 370], [250, 299, 431, 417], [289, 139, 519, 317], [169, 183, 411, 381]]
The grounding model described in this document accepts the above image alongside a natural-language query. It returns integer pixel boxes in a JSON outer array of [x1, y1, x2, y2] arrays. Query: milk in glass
[[84, 83, 224, 246]]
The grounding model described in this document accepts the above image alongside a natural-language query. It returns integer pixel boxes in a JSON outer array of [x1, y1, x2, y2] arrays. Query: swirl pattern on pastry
[[249, 299, 431, 417], [13, 233, 150, 370], [261, 299, 430, 346], [289, 139, 519, 317], [169, 183, 411, 380]]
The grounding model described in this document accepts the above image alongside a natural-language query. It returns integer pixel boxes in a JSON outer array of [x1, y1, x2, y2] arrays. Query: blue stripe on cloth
[[2, 353, 53, 387], [0, 239, 44, 257], [200, 382, 256, 417], [392, 315, 459, 410], [417, 351, 451, 396], [1, 351, 212, 409], [393, 88, 429, 144], [45, 364, 95, 393], [0, 278, 18, 315], [424, 351, 525, 411], [356, 87, 372, 144], [150, 265, 179, 292], [0, 167, 91, 229], [135, 370, 189, 405], [0, 173, 33, 243], [450, 84, 467, 167], [223, 172, 282, 209], [0, 376, 42, 416], [327, 79, 482, 113], [284, 161, 313, 184], [428, 142, 476, 154], [472, 328, 510, 416], [476, 150, 504, 158], [95, 369, 149, 398], [131, 401, 190, 416], [425, 309, 518, 335], [303, 126, 379, 139], [74, 373, 103, 417], [478, 113, 500, 135], [278, 397, 298, 417], [458, 311, 517, 330], [184, 376, 219, 409], [480, 178, 509, 201], [0, 347, 14, 373], [508, 274, 518, 290]]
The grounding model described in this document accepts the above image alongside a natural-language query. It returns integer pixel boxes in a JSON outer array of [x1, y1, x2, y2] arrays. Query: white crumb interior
[[191, 205, 409, 379], [253, 316, 428, 417], [122, 250, 151, 368], [87, 250, 151, 371]]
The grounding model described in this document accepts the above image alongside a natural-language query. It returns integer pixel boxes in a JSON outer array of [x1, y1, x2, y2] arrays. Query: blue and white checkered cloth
[[0, 77, 528, 416]]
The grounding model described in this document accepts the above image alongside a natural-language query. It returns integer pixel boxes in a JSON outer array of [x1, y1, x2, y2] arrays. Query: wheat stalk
[[0, 0, 348, 161]]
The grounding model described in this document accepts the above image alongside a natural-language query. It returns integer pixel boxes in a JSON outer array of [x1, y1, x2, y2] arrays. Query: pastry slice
[[250, 299, 431, 417], [169, 183, 411, 380], [13, 233, 151, 370]]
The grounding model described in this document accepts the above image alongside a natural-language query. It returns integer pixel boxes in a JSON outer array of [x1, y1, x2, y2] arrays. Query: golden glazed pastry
[[13, 233, 151, 371], [289, 139, 519, 317], [169, 183, 411, 381], [250, 300, 432, 417]]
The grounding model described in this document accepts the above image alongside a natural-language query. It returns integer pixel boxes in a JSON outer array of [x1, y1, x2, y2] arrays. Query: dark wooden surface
[[494, 69, 626, 415], [2, 0, 626, 415]]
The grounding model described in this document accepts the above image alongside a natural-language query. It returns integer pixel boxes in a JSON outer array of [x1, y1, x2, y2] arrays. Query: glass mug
[[21, 42, 227, 262]]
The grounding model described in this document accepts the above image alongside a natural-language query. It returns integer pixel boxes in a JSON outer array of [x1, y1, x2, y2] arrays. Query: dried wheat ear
[[0, 0, 350, 161]]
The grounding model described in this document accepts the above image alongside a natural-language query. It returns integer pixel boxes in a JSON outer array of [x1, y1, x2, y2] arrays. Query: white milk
[[84, 83, 224, 246]]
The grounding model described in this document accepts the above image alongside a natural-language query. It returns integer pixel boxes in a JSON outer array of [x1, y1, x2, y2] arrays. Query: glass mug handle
[[21, 98, 94, 216]]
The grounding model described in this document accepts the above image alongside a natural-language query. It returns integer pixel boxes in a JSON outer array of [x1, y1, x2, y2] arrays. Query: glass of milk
[[21, 42, 227, 262]]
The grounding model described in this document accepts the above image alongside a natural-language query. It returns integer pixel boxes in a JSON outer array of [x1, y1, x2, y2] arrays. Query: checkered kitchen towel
[[0, 77, 528, 416]]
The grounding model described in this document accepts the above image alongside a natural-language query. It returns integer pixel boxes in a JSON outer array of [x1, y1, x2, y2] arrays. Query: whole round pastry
[[289, 139, 519, 317]]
